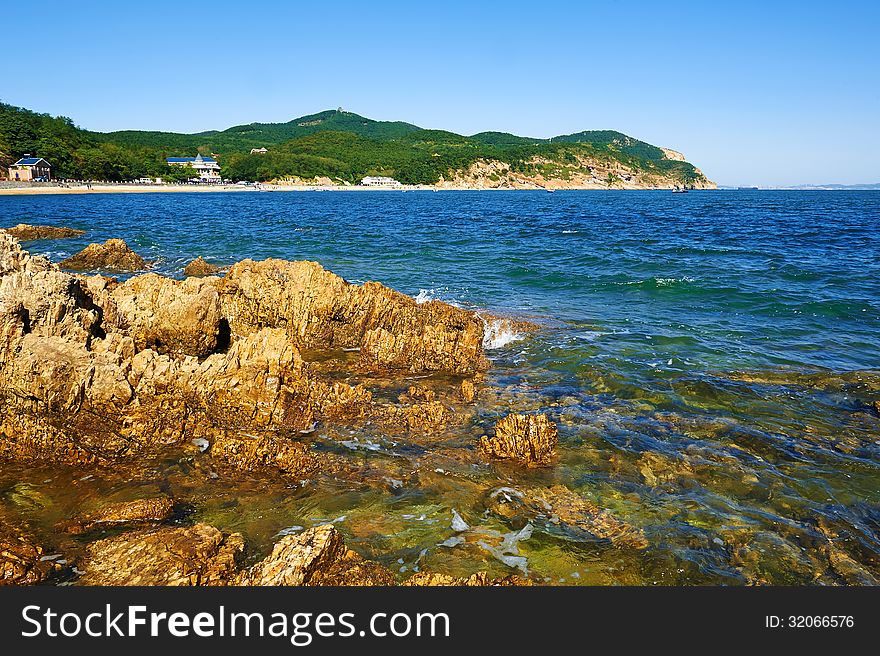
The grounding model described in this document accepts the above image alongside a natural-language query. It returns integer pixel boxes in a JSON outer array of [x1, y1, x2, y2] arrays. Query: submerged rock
[[0, 512, 63, 585], [460, 378, 476, 403], [480, 413, 558, 466], [219, 258, 487, 374], [183, 257, 222, 277], [2, 224, 85, 241], [63, 496, 175, 535], [59, 238, 147, 272], [486, 485, 648, 550], [79, 523, 245, 586], [402, 572, 530, 586]]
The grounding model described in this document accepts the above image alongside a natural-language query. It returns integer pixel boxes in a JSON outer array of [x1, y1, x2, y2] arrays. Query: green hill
[[0, 101, 713, 188]]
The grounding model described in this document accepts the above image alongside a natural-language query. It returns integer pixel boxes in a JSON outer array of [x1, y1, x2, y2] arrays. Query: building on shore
[[361, 176, 401, 187], [250, 147, 268, 155], [166, 154, 222, 181], [8, 155, 51, 181]]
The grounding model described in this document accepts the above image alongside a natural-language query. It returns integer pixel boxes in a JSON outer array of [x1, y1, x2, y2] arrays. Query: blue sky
[[4, 0, 878, 185]]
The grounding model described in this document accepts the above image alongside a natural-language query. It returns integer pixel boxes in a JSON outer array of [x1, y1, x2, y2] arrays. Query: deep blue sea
[[2, 189, 879, 584]]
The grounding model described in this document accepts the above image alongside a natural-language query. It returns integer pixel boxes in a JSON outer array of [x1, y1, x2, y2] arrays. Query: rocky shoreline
[[0, 227, 649, 586]]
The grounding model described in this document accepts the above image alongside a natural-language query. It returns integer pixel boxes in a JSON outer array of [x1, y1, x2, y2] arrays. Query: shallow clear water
[[1, 189, 879, 584]]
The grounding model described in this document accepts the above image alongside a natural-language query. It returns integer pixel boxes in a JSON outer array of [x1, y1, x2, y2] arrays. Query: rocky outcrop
[[109, 274, 223, 357], [76, 521, 524, 587], [0, 511, 62, 585], [62, 496, 175, 535], [486, 485, 648, 549], [237, 524, 395, 586], [480, 413, 558, 466], [59, 239, 147, 272], [219, 259, 487, 374], [435, 155, 716, 190], [183, 257, 222, 277], [79, 523, 244, 586], [2, 224, 85, 241], [0, 234, 486, 478]]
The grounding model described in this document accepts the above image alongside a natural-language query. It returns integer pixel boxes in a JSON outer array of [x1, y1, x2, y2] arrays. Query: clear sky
[[4, 0, 878, 186]]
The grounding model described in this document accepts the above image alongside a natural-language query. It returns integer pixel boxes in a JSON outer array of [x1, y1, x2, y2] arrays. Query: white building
[[166, 154, 221, 181], [361, 176, 401, 187], [250, 147, 268, 155]]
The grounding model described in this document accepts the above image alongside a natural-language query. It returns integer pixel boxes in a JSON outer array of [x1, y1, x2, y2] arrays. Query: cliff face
[[437, 153, 715, 190]]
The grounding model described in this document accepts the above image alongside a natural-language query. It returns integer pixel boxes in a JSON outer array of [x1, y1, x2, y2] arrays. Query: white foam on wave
[[413, 287, 462, 307], [480, 317, 523, 350]]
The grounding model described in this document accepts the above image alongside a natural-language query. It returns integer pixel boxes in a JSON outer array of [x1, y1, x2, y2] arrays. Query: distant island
[[0, 102, 714, 190]]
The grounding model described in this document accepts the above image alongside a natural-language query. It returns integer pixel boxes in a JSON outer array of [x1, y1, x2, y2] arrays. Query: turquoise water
[[1, 189, 879, 584]]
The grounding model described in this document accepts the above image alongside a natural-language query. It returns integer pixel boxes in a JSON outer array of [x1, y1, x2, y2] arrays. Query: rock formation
[[62, 496, 175, 535], [75, 520, 524, 587], [0, 233, 554, 586], [59, 238, 147, 272], [109, 273, 224, 357], [79, 523, 245, 585], [480, 413, 558, 466], [183, 256, 222, 277], [219, 258, 487, 374], [237, 524, 395, 586], [2, 224, 85, 241], [402, 572, 530, 586], [0, 233, 486, 477], [0, 510, 62, 585]]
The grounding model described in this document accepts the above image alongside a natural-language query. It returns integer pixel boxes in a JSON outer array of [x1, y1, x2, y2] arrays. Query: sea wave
[[619, 276, 696, 288], [413, 287, 461, 307], [480, 316, 523, 350]]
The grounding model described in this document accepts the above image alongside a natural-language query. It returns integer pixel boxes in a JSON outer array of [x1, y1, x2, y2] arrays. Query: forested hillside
[[0, 102, 712, 187]]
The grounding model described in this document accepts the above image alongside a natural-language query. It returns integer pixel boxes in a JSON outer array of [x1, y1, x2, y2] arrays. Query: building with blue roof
[[7, 155, 51, 182], [165, 153, 221, 181]]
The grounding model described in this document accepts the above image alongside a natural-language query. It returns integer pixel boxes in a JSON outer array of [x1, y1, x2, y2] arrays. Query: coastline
[[0, 182, 712, 196]]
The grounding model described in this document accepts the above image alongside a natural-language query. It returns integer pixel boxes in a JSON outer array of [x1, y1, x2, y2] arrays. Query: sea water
[[1, 189, 878, 584]]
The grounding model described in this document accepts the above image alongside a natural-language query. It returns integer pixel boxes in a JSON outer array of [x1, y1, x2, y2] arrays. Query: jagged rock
[[183, 257, 222, 277], [0, 236, 482, 478], [59, 239, 147, 272], [480, 413, 558, 466], [486, 485, 648, 550], [0, 233, 102, 343], [211, 432, 326, 477], [403, 571, 530, 586], [0, 511, 62, 585], [401, 385, 436, 403], [219, 259, 487, 374], [79, 523, 245, 585], [63, 496, 175, 535], [237, 524, 394, 586], [2, 224, 85, 241], [0, 325, 325, 472], [109, 273, 223, 356]]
